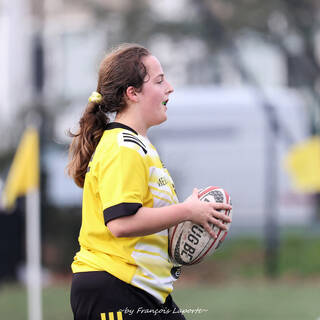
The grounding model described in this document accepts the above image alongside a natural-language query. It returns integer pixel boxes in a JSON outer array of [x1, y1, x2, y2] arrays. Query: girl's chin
[[151, 114, 167, 127]]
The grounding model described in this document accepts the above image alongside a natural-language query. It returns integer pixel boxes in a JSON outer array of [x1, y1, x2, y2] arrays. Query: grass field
[[174, 281, 320, 320], [1, 280, 320, 320], [1, 234, 320, 319]]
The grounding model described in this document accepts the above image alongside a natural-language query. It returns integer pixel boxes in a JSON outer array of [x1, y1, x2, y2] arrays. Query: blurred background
[[1, 0, 320, 319]]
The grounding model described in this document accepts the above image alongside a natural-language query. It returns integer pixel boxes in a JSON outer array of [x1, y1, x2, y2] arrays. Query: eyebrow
[[156, 74, 164, 79]]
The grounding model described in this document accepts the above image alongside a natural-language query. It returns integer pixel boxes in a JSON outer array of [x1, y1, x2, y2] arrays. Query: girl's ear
[[125, 86, 139, 103]]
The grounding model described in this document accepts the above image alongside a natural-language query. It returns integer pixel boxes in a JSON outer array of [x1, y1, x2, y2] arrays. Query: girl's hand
[[184, 188, 232, 239]]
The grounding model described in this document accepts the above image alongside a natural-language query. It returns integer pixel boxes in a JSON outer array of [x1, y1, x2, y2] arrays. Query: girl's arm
[[107, 188, 232, 238]]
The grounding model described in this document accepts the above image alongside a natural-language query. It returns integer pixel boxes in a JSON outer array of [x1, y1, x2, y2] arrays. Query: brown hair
[[67, 43, 150, 188]]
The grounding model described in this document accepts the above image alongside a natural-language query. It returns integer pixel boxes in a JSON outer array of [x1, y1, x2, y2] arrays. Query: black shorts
[[70, 271, 186, 320]]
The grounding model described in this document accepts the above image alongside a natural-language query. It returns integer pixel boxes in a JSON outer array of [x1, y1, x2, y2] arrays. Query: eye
[[157, 76, 164, 84]]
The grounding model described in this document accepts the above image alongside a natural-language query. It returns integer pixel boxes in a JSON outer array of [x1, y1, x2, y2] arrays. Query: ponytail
[[67, 101, 108, 188], [67, 43, 150, 188]]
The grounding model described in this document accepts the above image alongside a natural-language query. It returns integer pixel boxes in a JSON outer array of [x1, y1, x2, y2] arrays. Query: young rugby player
[[68, 44, 231, 320]]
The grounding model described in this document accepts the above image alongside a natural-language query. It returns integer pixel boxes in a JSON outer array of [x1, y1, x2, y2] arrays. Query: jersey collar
[[105, 122, 138, 135]]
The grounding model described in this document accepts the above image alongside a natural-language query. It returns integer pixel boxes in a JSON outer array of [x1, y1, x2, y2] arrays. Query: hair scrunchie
[[88, 91, 102, 104]]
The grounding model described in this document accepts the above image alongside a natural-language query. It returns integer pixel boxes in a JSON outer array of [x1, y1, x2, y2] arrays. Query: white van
[[148, 86, 316, 232]]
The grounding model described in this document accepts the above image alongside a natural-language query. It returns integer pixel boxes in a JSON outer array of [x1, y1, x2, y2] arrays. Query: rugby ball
[[168, 186, 232, 266]]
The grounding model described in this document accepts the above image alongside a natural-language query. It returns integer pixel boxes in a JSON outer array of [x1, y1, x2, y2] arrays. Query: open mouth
[[162, 99, 169, 106]]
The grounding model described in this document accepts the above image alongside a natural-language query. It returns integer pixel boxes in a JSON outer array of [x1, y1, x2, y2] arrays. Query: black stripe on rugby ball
[[173, 232, 188, 265]]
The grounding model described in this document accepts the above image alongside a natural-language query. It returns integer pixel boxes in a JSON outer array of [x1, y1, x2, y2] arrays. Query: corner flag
[[285, 135, 320, 192], [1, 127, 42, 320], [2, 127, 39, 209]]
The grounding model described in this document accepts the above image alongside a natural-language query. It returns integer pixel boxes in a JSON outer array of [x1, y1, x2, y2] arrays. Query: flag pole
[[28, 0, 45, 317], [26, 188, 42, 320], [1, 126, 42, 320]]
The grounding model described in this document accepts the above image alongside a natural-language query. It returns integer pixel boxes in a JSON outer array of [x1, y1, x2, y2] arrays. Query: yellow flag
[[2, 127, 39, 209], [285, 135, 320, 192]]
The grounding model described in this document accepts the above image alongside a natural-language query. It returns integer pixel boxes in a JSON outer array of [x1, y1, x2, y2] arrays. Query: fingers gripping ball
[[168, 186, 232, 266]]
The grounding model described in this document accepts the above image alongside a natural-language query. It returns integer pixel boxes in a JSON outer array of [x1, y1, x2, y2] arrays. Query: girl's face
[[137, 55, 174, 128]]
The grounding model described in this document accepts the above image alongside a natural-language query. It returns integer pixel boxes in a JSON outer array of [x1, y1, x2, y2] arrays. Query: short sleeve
[[98, 146, 148, 225]]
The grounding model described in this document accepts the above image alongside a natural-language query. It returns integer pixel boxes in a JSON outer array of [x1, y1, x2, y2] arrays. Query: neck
[[115, 112, 148, 137]]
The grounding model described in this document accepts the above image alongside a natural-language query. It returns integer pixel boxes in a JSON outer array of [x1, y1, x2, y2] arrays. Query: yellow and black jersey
[[72, 122, 180, 303]]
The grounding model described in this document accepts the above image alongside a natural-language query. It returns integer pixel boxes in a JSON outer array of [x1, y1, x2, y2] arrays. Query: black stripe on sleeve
[[123, 138, 147, 154], [103, 202, 142, 224], [122, 133, 147, 148]]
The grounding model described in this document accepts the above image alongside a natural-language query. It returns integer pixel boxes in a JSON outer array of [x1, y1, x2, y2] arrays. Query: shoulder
[[94, 129, 148, 165], [118, 131, 148, 156]]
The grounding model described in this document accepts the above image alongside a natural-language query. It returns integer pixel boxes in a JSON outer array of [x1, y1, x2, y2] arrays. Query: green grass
[[173, 281, 320, 320], [202, 232, 320, 279], [0, 283, 72, 320], [1, 233, 320, 319], [278, 234, 320, 276], [1, 281, 320, 320]]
